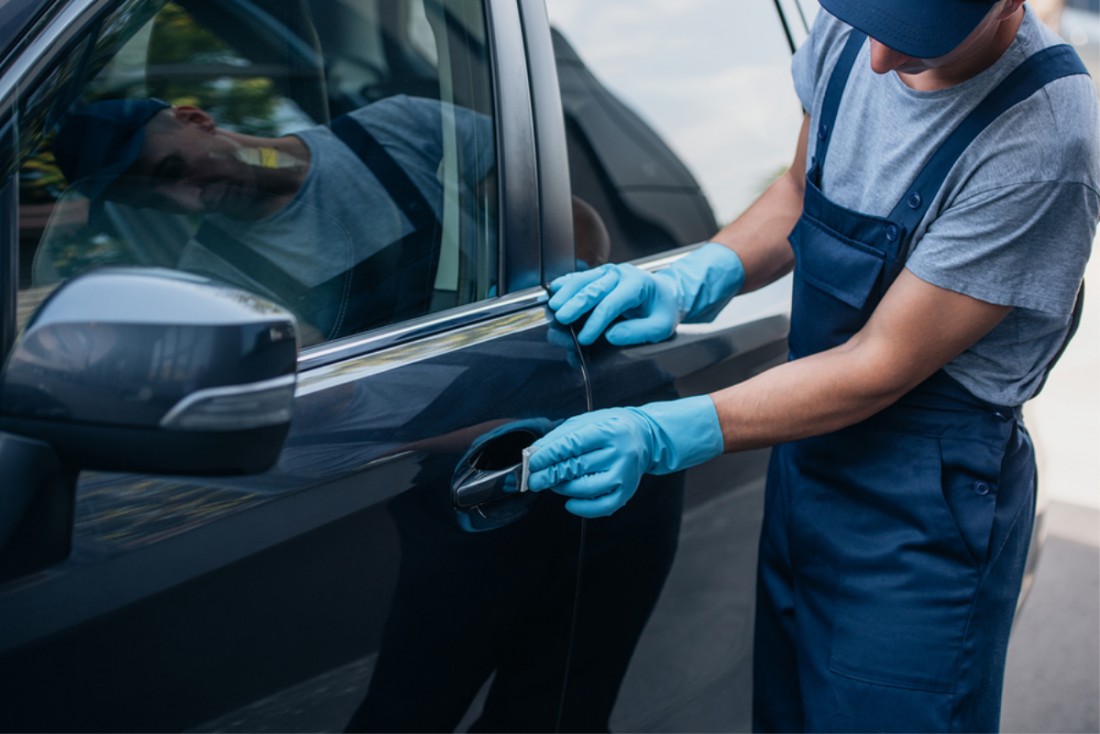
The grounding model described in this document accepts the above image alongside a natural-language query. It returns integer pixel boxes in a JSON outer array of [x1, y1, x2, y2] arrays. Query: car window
[[796, 0, 821, 27], [13, 0, 497, 347], [545, 0, 803, 264]]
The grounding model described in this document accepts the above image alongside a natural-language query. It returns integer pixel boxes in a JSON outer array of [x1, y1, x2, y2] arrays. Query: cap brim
[[60, 98, 170, 204], [820, 0, 996, 58]]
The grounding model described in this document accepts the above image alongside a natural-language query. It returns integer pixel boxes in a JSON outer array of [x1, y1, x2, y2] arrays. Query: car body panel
[[0, 0, 1043, 732], [0, 291, 595, 730]]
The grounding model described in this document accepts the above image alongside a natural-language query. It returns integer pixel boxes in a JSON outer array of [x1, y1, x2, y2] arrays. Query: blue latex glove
[[547, 242, 745, 345], [526, 396, 724, 518]]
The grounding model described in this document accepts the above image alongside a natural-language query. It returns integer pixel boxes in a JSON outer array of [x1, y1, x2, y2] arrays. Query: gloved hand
[[547, 242, 745, 346], [526, 396, 724, 518]]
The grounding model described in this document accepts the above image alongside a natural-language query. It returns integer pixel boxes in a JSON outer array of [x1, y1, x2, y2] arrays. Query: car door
[[539, 1, 808, 731], [0, 0, 592, 731]]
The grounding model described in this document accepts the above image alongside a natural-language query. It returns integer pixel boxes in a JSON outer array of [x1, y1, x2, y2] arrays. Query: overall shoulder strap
[[811, 29, 866, 180], [327, 111, 445, 332], [887, 44, 1089, 236], [328, 112, 441, 231], [886, 45, 1089, 394]]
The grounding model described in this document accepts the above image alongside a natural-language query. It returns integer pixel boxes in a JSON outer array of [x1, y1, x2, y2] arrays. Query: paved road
[[1003, 503, 1100, 733]]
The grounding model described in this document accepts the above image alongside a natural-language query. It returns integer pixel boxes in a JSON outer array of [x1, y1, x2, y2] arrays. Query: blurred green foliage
[[146, 2, 280, 136]]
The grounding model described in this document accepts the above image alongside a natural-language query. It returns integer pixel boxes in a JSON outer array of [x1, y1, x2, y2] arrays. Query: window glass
[[797, 0, 821, 28], [545, 0, 803, 263], [13, 0, 497, 347]]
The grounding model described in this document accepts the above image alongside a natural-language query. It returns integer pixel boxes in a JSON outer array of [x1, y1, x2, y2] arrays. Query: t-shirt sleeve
[[353, 95, 494, 188], [790, 16, 820, 113], [353, 95, 444, 164], [906, 179, 1098, 315], [791, 10, 853, 115]]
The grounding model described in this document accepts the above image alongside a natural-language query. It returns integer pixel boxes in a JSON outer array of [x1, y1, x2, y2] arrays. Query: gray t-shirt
[[179, 95, 494, 336], [792, 6, 1100, 405]]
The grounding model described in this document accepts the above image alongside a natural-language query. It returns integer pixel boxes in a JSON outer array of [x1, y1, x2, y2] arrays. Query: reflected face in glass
[[110, 107, 262, 217]]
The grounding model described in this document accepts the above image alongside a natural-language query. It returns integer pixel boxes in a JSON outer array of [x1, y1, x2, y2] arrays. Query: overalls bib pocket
[[789, 213, 886, 358]]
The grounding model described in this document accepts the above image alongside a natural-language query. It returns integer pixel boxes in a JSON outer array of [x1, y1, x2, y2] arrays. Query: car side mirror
[[0, 267, 298, 475], [0, 268, 298, 580]]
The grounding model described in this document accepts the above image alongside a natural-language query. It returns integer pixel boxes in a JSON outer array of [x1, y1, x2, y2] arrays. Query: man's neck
[[229, 133, 312, 220], [898, 7, 1025, 92]]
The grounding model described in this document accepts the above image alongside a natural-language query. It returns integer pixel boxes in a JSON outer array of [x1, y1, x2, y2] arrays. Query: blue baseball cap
[[53, 98, 170, 202], [819, 0, 1000, 58]]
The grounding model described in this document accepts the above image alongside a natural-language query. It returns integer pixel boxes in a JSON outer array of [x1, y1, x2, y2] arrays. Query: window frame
[[0, 179, 16, 358], [775, 0, 812, 48], [298, 0, 565, 369], [0, 0, 580, 373], [0, 0, 105, 361]]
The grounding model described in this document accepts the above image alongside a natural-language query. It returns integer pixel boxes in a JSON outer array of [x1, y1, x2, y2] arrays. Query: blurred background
[[1003, 3, 1099, 733]]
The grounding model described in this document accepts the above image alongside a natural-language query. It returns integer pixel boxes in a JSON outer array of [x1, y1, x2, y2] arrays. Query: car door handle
[[451, 418, 555, 531], [452, 462, 523, 509]]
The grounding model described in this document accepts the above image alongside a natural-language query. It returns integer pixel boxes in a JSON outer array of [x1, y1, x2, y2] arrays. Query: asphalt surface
[[1002, 503, 1100, 733]]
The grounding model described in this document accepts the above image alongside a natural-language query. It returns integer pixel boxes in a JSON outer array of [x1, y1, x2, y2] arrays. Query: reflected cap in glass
[[53, 98, 170, 202]]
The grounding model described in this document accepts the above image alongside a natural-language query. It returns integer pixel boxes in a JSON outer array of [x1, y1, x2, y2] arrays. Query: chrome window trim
[[297, 285, 549, 374]]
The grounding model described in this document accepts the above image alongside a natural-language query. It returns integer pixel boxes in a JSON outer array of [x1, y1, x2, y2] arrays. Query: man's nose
[[869, 39, 915, 74]]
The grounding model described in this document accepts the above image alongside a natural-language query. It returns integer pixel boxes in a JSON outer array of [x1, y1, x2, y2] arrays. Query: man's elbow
[[835, 334, 938, 411]]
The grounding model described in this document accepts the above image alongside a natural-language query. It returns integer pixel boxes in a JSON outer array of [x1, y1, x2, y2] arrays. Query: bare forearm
[[710, 270, 1013, 453], [710, 338, 912, 452]]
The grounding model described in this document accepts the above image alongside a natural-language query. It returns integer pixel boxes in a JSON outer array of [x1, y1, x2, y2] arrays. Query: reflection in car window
[[14, 0, 497, 347], [545, 0, 803, 264]]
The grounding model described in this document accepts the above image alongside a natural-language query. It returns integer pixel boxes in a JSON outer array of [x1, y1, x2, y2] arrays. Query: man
[[525, 0, 1099, 730], [52, 95, 494, 341]]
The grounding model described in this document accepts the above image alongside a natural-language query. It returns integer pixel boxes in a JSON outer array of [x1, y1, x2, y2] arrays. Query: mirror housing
[[0, 268, 298, 475]]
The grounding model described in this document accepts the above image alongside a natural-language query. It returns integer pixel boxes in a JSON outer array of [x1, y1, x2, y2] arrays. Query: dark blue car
[[0, 0, 1041, 731]]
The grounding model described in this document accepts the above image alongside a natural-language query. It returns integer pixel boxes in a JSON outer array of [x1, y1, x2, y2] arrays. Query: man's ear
[[172, 105, 216, 131]]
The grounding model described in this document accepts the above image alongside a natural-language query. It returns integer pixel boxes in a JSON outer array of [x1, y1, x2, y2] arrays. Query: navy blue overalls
[[753, 32, 1087, 733]]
